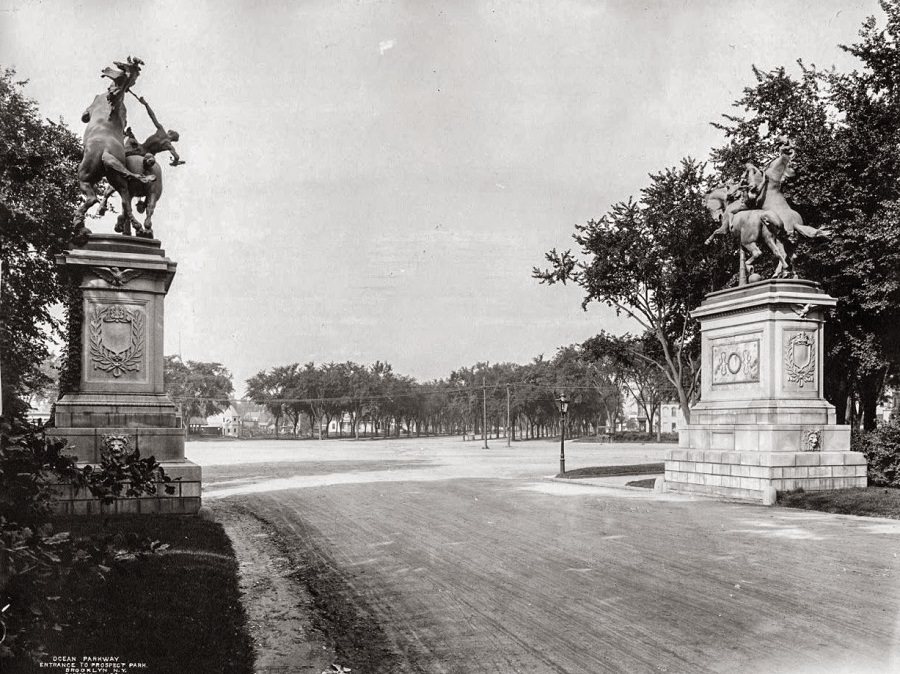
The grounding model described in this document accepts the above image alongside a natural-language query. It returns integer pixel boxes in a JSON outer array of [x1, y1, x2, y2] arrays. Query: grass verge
[[777, 487, 900, 519], [11, 514, 254, 674], [557, 463, 665, 479], [240, 506, 408, 672]]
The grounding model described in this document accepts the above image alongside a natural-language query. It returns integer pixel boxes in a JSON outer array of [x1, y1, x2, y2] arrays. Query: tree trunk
[[860, 375, 882, 432]]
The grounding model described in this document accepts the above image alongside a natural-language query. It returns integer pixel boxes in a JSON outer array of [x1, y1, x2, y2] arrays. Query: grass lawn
[[9, 514, 254, 674], [558, 463, 665, 479], [625, 478, 657, 489], [777, 487, 900, 519]]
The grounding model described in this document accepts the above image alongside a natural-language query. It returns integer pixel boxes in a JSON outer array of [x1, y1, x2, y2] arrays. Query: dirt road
[[191, 438, 900, 673]]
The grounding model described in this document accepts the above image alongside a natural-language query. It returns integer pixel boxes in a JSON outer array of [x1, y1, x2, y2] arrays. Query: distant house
[[326, 412, 376, 436], [207, 406, 241, 437], [186, 405, 241, 436], [659, 403, 684, 433], [620, 390, 684, 434]]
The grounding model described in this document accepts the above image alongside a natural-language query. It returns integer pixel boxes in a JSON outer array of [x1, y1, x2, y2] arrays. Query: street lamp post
[[557, 393, 569, 475]]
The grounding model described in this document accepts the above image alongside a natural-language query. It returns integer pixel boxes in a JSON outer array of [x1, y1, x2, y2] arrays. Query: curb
[[545, 475, 663, 492]]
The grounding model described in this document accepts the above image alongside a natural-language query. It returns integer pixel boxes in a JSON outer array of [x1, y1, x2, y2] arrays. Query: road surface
[[188, 437, 900, 673]]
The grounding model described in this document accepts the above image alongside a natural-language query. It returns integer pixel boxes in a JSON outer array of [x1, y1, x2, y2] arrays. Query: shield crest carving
[[89, 304, 145, 377], [784, 332, 815, 387]]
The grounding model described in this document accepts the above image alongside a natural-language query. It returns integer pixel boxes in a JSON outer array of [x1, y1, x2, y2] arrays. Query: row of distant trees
[[163, 331, 673, 441]]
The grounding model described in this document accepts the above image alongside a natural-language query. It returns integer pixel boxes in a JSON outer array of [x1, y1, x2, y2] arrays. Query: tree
[[578, 335, 628, 433], [1, 69, 81, 417], [246, 368, 287, 436], [583, 332, 671, 438], [711, 2, 900, 428], [163, 356, 234, 426], [535, 159, 733, 423]]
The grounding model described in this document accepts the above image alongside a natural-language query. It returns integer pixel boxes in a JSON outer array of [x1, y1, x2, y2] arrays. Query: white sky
[[0, 0, 879, 393]]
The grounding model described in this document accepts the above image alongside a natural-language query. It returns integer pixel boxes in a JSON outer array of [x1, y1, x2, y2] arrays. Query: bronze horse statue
[[746, 141, 831, 242], [704, 181, 790, 280], [705, 139, 830, 282], [73, 58, 156, 240]]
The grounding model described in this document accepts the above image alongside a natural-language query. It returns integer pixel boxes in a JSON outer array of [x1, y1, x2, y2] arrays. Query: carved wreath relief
[[784, 331, 815, 388], [89, 304, 145, 377], [712, 339, 760, 385]]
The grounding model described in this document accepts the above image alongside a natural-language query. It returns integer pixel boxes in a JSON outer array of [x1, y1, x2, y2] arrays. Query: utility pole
[[482, 376, 488, 449], [506, 385, 511, 447]]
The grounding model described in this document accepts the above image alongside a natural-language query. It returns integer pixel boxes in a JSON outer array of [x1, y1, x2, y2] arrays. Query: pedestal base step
[[664, 449, 866, 502], [50, 461, 202, 516]]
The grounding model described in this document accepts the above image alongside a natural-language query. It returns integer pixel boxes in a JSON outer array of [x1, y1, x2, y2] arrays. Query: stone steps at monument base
[[664, 448, 867, 502], [50, 461, 202, 515]]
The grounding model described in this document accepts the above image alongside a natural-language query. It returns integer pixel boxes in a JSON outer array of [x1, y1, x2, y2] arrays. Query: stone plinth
[[49, 235, 201, 514], [666, 279, 866, 503]]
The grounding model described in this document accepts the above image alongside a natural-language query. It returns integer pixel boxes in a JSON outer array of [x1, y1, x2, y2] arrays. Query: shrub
[[0, 418, 175, 662], [852, 422, 900, 488]]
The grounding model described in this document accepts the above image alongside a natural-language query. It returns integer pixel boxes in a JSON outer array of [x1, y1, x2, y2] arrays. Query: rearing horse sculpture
[[746, 141, 831, 242], [704, 181, 790, 281], [72, 57, 156, 240], [705, 138, 830, 283]]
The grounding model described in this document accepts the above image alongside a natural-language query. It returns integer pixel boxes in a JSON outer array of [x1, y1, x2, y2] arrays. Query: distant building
[[205, 405, 241, 437], [327, 412, 376, 436], [620, 389, 684, 434], [659, 403, 683, 433]]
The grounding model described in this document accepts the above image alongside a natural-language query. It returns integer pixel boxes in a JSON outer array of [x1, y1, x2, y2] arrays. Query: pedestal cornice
[[691, 279, 836, 320]]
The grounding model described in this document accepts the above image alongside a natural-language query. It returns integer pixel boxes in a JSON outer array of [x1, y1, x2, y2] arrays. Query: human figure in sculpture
[[706, 181, 753, 235], [126, 94, 185, 166], [705, 137, 831, 283]]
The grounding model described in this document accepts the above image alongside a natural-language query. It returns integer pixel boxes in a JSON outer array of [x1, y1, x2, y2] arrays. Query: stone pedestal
[[49, 235, 201, 514], [665, 279, 866, 503]]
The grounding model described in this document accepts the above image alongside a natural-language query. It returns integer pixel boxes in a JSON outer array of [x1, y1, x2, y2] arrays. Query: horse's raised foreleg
[[705, 217, 730, 245]]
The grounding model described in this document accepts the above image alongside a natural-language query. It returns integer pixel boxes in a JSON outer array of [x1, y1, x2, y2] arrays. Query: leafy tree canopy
[[1, 69, 81, 417], [163, 356, 234, 421], [534, 159, 732, 421]]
